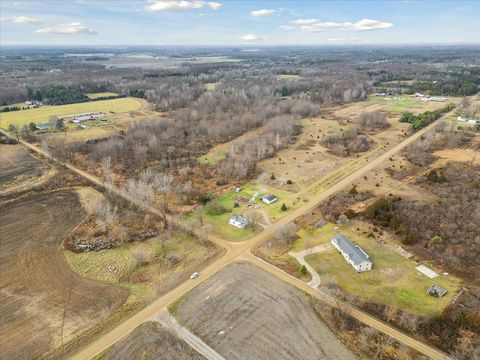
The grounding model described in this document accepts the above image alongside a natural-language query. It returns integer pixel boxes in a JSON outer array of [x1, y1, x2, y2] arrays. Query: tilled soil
[[177, 262, 357, 360], [0, 144, 47, 191], [102, 321, 205, 360], [0, 189, 129, 359]]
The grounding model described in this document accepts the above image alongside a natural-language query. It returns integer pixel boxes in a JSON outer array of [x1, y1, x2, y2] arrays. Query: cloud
[[350, 18, 394, 31], [240, 33, 260, 42], [287, 18, 394, 32], [146, 0, 222, 12], [251, 9, 276, 17], [279, 25, 295, 31], [1, 15, 42, 24], [35, 22, 97, 35], [11, 15, 42, 24], [291, 18, 319, 25], [327, 37, 360, 42]]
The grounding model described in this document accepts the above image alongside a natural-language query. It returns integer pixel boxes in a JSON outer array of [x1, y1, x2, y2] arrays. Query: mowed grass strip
[[0, 97, 142, 130], [302, 223, 462, 316]]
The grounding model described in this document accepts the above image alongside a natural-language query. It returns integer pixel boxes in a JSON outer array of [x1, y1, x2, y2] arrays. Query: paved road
[[153, 308, 225, 360], [0, 118, 453, 360], [289, 243, 334, 288]]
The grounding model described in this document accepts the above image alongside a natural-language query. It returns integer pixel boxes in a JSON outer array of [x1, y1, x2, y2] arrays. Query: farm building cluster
[[409, 93, 448, 102], [25, 100, 43, 108], [60, 112, 106, 126]]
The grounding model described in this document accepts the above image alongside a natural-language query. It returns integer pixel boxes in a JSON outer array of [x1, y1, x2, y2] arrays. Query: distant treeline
[[27, 85, 89, 105], [17, 86, 127, 107], [400, 103, 455, 131], [90, 94, 126, 102], [407, 75, 480, 97]]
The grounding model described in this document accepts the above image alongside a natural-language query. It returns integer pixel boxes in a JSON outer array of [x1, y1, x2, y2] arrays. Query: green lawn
[[0, 97, 142, 130], [386, 96, 423, 113], [201, 181, 306, 242], [301, 223, 462, 316]]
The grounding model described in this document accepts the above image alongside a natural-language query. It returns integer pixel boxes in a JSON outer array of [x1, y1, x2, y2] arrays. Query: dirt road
[[1, 118, 453, 360], [154, 308, 225, 360]]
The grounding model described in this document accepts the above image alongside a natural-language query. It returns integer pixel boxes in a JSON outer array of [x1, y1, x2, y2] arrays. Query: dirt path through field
[[175, 262, 357, 360], [153, 308, 225, 360]]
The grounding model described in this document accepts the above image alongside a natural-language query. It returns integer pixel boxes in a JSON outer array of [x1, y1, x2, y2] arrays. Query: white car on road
[[190, 272, 199, 279]]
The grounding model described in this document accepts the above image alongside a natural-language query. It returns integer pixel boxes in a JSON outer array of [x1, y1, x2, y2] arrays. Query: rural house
[[228, 214, 248, 229], [331, 234, 372, 272], [261, 194, 278, 204]]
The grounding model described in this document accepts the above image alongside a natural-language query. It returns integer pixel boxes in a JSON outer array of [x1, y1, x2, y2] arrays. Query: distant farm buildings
[[25, 100, 43, 108], [72, 113, 106, 124], [331, 235, 372, 272], [228, 214, 248, 229], [409, 93, 448, 102]]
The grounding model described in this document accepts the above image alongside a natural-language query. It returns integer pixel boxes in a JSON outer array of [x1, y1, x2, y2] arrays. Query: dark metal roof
[[262, 194, 277, 201]]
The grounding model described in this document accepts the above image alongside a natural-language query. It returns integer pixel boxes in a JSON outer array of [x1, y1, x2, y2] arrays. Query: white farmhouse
[[228, 214, 248, 229], [331, 234, 372, 272]]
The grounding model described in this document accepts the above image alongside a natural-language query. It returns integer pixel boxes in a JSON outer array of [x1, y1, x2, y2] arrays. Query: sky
[[1, 0, 479, 46]]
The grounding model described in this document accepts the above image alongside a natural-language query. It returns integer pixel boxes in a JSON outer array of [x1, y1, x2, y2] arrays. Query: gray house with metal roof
[[331, 235, 372, 272]]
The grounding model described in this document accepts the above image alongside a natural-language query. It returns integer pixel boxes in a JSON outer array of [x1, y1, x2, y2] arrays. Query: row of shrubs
[[400, 103, 455, 131]]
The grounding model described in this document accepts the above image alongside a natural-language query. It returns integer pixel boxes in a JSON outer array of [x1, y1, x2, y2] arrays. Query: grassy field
[[366, 94, 459, 114], [0, 97, 142, 130], [87, 92, 120, 99], [301, 221, 462, 316], [64, 230, 219, 297]]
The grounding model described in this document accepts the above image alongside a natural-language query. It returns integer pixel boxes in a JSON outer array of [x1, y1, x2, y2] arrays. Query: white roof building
[[228, 214, 248, 229], [331, 235, 372, 272]]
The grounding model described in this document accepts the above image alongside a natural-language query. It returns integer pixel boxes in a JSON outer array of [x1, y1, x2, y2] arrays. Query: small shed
[[261, 194, 278, 204]]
